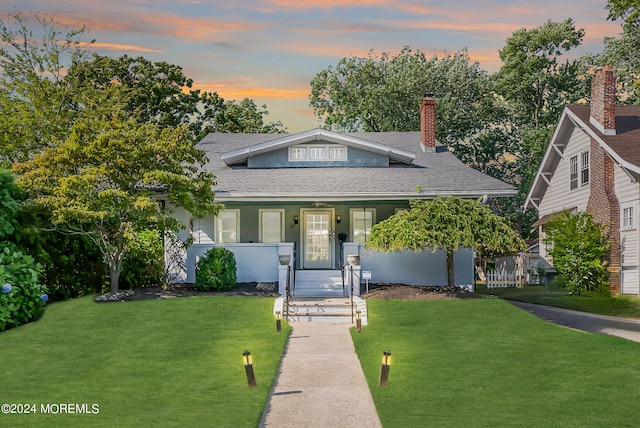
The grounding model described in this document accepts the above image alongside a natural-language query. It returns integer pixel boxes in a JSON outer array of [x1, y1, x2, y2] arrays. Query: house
[[169, 95, 516, 297], [525, 66, 640, 295]]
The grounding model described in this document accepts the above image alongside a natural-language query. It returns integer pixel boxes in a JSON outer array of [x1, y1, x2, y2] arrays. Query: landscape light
[[276, 311, 282, 332], [242, 350, 257, 388], [379, 350, 391, 387], [355, 310, 362, 333]]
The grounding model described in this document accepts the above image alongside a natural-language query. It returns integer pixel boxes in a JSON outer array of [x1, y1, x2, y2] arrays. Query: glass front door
[[302, 210, 333, 269]]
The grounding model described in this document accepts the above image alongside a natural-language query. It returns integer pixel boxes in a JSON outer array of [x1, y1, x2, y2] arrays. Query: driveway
[[508, 300, 640, 343]]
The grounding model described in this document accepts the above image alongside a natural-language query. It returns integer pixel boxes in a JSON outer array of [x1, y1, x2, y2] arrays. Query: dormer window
[[288, 144, 347, 162]]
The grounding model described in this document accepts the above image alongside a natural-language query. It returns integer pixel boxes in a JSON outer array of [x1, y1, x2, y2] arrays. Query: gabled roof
[[220, 128, 416, 165], [198, 130, 516, 202], [525, 105, 640, 211]]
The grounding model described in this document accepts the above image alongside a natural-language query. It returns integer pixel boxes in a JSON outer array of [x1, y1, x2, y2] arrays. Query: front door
[[302, 209, 334, 269]]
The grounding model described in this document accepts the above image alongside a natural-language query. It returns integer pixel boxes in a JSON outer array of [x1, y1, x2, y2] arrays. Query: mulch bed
[[95, 282, 477, 302]]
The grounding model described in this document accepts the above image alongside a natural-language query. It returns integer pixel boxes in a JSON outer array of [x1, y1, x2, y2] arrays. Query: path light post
[[379, 350, 391, 387], [243, 350, 257, 388], [275, 311, 282, 333], [355, 310, 362, 333]]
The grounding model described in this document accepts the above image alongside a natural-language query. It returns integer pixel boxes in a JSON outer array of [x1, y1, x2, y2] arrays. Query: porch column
[[347, 265, 362, 296]]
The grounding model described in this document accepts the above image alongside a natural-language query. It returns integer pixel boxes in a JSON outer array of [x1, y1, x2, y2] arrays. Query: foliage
[[544, 211, 611, 294], [195, 247, 237, 291], [0, 11, 92, 163], [0, 296, 289, 426], [309, 47, 516, 181], [14, 85, 219, 295], [0, 169, 23, 241], [366, 197, 526, 286], [585, 1, 640, 104], [120, 229, 164, 289], [606, 0, 640, 24], [67, 54, 285, 140], [494, 18, 588, 128], [0, 244, 48, 331]]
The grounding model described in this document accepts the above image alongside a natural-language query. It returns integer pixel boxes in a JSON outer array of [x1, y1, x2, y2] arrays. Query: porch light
[[276, 311, 282, 332], [294, 215, 299, 225], [243, 350, 257, 388], [355, 310, 362, 333], [379, 350, 391, 387], [336, 215, 342, 223]]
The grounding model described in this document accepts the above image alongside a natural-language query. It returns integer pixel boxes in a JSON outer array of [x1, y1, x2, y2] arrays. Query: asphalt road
[[508, 300, 640, 343]]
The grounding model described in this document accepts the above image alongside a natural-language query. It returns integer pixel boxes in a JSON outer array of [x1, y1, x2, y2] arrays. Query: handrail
[[284, 264, 291, 321], [350, 265, 354, 323]]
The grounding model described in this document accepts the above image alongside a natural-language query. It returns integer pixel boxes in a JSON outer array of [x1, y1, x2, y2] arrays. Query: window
[[569, 150, 589, 190], [569, 155, 578, 190], [309, 146, 326, 160], [216, 209, 240, 243], [192, 217, 215, 244], [622, 204, 636, 230], [350, 208, 376, 243], [581, 151, 590, 186], [290, 147, 307, 160], [259, 209, 285, 242], [289, 145, 347, 162]]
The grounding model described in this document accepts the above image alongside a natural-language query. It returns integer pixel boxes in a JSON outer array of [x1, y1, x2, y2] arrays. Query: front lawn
[[475, 283, 640, 318], [352, 299, 640, 427], [0, 296, 289, 427]]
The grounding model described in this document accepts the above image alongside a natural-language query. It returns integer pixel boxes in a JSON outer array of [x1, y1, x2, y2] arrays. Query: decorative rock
[[94, 290, 136, 302], [256, 282, 276, 291]]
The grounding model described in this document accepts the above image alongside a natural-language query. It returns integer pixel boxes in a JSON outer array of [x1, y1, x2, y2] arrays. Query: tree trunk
[[109, 260, 122, 294], [446, 249, 455, 287]]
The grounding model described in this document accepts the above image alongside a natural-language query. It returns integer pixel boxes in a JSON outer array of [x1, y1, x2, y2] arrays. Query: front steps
[[293, 270, 348, 298], [274, 296, 368, 325]]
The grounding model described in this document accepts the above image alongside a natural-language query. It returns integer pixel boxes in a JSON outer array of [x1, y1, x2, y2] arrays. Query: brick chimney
[[420, 93, 436, 152], [590, 65, 616, 136]]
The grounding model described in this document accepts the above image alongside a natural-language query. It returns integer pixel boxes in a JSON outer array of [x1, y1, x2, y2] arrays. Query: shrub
[[0, 244, 48, 331], [121, 229, 164, 289], [195, 247, 237, 291], [544, 211, 610, 294]]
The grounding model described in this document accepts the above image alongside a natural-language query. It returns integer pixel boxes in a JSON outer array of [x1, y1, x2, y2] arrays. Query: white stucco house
[[168, 95, 516, 297], [526, 66, 640, 295]]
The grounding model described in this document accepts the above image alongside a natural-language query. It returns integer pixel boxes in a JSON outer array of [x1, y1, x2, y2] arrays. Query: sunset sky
[[4, 1, 624, 132]]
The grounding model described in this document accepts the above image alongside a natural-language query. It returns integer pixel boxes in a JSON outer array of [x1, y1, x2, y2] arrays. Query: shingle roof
[[197, 130, 515, 201], [568, 104, 640, 169], [526, 104, 640, 210]]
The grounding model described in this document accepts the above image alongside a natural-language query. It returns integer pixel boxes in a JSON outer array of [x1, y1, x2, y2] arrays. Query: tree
[[67, 54, 285, 140], [309, 47, 516, 182], [366, 197, 526, 287], [586, 1, 640, 104], [14, 86, 218, 294], [494, 18, 588, 128], [544, 211, 611, 294], [0, 11, 92, 163], [493, 19, 589, 239]]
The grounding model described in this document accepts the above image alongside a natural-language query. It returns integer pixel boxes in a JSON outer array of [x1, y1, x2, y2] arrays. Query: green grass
[[352, 299, 640, 427], [475, 283, 640, 318], [0, 296, 289, 427]]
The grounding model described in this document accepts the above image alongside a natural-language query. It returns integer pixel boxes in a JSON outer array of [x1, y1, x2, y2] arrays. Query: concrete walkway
[[509, 300, 640, 343], [260, 322, 382, 428]]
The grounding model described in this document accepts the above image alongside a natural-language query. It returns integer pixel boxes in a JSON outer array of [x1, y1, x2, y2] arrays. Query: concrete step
[[293, 270, 348, 298], [273, 297, 368, 325]]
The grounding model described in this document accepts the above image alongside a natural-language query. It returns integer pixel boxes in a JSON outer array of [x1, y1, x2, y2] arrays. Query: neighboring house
[[526, 66, 640, 295], [169, 95, 516, 296]]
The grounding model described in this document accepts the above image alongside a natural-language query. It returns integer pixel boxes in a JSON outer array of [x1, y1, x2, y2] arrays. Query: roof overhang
[[526, 106, 640, 212], [220, 128, 416, 165], [213, 189, 517, 203]]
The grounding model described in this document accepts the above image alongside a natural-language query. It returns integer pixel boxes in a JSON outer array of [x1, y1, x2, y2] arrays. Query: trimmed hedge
[[195, 247, 237, 291]]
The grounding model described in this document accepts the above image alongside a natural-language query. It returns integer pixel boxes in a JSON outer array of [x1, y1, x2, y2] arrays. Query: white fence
[[486, 269, 528, 289]]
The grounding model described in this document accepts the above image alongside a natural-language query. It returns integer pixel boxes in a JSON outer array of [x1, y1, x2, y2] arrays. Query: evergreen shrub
[[195, 247, 237, 291]]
